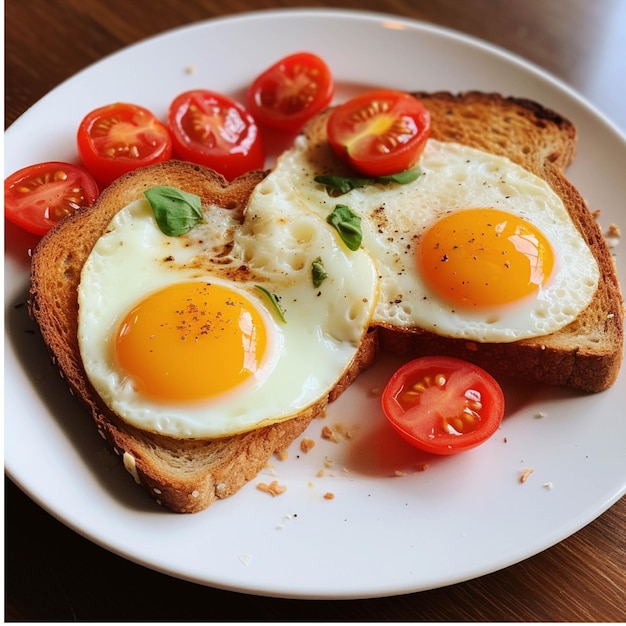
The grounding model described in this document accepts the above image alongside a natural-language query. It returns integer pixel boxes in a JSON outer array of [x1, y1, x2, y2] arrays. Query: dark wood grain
[[5, 0, 625, 621]]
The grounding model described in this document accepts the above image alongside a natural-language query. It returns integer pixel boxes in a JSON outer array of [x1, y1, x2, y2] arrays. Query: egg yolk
[[114, 281, 268, 402], [418, 208, 554, 309]]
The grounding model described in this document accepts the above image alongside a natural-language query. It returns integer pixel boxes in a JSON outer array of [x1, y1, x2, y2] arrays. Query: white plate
[[5, 8, 626, 599]]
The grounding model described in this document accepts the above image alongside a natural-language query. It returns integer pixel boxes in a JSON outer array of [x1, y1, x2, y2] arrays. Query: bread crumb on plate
[[605, 222, 621, 248], [321, 425, 339, 442], [520, 468, 534, 483], [300, 437, 315, 453], [256, 480, 287, 496]]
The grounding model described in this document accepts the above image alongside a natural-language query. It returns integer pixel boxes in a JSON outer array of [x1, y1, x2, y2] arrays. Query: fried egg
[[272, 135, 600, 342], [78, 188, 378, 439]]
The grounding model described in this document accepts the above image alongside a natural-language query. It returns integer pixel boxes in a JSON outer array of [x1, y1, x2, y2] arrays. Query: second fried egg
[[273, 135, 600, 343], [78, 188, 378, 439]]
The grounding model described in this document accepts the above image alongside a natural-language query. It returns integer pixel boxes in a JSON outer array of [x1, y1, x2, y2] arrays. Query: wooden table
[[5, 0, 625, 621]]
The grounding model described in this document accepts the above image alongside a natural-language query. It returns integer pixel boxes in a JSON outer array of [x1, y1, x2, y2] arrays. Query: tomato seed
[[53, 170, 68, 182]]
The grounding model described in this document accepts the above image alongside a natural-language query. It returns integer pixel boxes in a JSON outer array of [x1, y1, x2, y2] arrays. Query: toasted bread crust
[[28, 92, 624, 513], [29, 161, 379, 513], [412, 91, 578, 171]]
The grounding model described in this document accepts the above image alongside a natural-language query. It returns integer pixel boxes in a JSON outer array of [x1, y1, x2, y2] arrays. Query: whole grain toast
[[28, 161, 379, 513], [299, 91, 624, 392]]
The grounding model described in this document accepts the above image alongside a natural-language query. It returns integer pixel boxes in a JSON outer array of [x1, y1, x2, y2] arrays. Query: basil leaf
[[311, 257, 328, 289], [255, 285, 287, 324], [375, 168, 422, 185], [327, 205, 362, 251], [314, 174, 370, 197], [144, 186, 204, 236], [314, 168, 421, 197]]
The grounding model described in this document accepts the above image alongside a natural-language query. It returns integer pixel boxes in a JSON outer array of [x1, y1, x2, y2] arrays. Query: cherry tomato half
[[4, 161, 99, 236], [327, 90, 431, 177], [247, 51, 335, 132], [381, 356, 505, 455], [167, 90, 265, 181], [77, 102, 172, 187]]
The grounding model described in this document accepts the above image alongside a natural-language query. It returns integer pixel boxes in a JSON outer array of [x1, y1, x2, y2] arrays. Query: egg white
[[78, 193, 378, 439], [272, 136, 600, 342]]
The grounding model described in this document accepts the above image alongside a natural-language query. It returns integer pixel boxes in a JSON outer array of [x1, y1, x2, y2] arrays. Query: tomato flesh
[[77, 102, 172, 187], [381, 357, 505, 455], [247, 52, 334, 132], [4, 161, 99, 236], [327, 90, 431, 177], [167, 90, 265, 181]]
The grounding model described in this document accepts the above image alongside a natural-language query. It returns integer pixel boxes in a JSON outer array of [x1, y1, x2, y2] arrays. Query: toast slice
[[28, 161, 379, 513], [299, 91, 623, 392]]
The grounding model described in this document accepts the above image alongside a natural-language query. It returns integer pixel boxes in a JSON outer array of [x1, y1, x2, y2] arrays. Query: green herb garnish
[[327, 204, 362, 251], [314, 174, 370, 196], [311, 257, 328, 289], [255, 285, 287, 324], [144, 186, 204, 236], [376, 168, 422, 185], [314, 168, 421, 197]]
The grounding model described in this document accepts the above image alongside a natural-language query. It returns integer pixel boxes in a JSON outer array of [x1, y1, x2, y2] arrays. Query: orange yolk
[[418, 208, 554, 309], [115, 281, 268, 402]]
